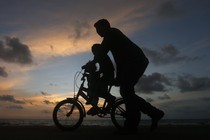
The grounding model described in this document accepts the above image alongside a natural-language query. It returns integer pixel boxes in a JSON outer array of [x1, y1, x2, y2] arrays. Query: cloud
[[0, 76, 29, 90], [43, 99, 55, 105], [142, 44, 198, 65], [158, 94, 171, 100], [202, 97, 210, 102], [7, 105, 23, 110], [0, 0, 163, 66], [177, 74, 210, 92], [159, 96, 210, 119], [41, 110, 51, 114], [0, 95, 25, 104], [156, 1, 184, 19], [136, 72, 172, 94], [136, 72, 210, 94], [68, 20, 91, 43], [0, 36, 33, 65], [145, 97, 154, 103], [41, 91, 51, 96], [0, 67, 8, 78]]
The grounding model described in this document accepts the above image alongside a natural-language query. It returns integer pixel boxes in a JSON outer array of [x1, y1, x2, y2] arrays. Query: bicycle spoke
[[53, 100, 83, 131]]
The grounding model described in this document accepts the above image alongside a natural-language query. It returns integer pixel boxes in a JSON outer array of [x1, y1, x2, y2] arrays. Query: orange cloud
[[0, 78, 28, 90], [14, 1, 156, 64]]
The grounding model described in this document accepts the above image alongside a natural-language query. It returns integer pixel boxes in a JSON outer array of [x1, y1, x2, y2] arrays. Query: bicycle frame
[[53, 69, 126, 131], [66, 72, 87, 117], [68, 70, 113, 118]]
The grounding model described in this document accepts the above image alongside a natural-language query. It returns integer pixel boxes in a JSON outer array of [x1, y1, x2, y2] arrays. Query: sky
[[0, 0, 210, 120]]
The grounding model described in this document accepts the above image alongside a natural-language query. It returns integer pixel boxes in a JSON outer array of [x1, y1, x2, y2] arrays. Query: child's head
[[91, 44, 102, 56], [83, 61, 96, 73]]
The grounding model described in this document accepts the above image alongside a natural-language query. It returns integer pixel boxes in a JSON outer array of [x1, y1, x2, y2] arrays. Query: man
[[94, 19, 164, 132]]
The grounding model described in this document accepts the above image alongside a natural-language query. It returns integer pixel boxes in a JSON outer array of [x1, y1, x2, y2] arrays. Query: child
[[85, 44, 116, 115]]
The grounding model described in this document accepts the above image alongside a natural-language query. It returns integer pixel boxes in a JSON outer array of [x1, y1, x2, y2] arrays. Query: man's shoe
[[151, 110, 164, 131], [87, 106, 99, 116]]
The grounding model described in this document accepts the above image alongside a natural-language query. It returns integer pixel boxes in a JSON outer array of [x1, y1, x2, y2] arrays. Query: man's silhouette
[[94, 19, 164, 132]]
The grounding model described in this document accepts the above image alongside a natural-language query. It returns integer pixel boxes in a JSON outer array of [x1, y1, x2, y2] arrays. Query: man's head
[[94, 19, 111, 37]]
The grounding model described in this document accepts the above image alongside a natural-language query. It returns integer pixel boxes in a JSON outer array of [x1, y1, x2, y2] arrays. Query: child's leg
[[90, 97, 99, 107], [87, 97, 99, 116]]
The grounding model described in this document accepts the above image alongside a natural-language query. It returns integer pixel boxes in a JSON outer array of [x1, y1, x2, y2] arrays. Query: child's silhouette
[[84, 44, 116, 116]]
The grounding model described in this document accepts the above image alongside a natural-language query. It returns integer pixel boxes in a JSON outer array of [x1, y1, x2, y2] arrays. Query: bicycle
[[52, 63, 126, 131]]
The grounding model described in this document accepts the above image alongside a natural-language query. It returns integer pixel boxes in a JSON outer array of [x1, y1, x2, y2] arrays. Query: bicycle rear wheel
[[110, 99, 126, 129], [53, 99, 83, 131]]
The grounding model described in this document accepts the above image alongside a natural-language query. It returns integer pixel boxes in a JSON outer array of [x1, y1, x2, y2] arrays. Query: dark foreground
[[1, 125, 210, 140]]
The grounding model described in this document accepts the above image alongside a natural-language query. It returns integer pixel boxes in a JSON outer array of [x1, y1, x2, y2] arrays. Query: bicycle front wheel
[[110, 99, 126, 129], [53, 99, 84, 131]]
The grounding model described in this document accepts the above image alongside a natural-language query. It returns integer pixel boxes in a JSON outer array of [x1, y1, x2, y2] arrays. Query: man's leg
[[119, 59, 164, 131], [120, 84, 140, 130], [133, 94, 164, 131], [120, 77, 164, 131]]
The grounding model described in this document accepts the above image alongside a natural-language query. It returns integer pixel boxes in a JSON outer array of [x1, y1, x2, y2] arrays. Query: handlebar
[[80, 61, 119, 87]]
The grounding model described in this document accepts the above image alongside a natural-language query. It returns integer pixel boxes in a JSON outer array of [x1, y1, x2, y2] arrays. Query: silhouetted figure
[[84, 44, 116, 116], [94, 19, 164, 132], [92, 44, 116, 111]]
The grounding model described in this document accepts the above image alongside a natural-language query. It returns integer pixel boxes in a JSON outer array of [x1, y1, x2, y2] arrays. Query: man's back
[[102, 28, 148, 67]]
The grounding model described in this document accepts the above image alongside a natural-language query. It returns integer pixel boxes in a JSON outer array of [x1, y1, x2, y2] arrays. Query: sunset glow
[[0, 0, 210, 120]]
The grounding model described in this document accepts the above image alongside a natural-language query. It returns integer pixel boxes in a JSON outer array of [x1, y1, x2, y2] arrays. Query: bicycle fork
[[66, 87, 88, 117]]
